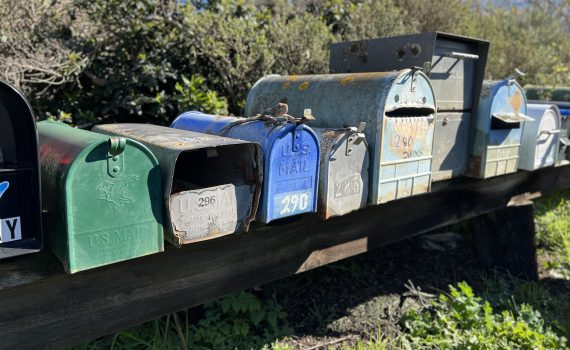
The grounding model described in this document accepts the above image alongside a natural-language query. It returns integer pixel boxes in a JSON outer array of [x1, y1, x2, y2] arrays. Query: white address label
[[0, 217, 22, 243]]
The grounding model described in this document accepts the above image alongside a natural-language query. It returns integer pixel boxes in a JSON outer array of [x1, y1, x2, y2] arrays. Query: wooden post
[[471, 197, 539, 281]]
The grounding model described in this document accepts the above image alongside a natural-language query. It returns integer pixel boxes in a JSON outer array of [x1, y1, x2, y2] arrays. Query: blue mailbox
[[171, 111, 320, 223], [467, 79, 533, 178]]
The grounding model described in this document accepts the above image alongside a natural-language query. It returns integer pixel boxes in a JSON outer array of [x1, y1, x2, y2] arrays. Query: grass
[[76, 190, 570, 350]]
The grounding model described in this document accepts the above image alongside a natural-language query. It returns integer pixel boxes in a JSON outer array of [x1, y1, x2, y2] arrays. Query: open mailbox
[[93, 124, 262, 245], [468, 79, 533, 178], [0, 81, 42, 258], [244, 69, 436, 205], [171, 112, 320, 223], [38, 121, 164, 273]]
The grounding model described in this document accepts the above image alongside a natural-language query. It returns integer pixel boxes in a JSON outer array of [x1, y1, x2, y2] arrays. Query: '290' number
[[279, 193, 309, 215], [198, 196, 216, 207]]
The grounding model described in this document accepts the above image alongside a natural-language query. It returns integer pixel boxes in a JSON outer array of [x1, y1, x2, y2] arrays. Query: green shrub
[[189, 291, 291, 350], [402, 281, 567, 350]]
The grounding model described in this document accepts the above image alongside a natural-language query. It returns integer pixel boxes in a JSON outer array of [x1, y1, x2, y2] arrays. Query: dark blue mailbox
[[0, 81, 42, 258], [171, 111, 320, 223]]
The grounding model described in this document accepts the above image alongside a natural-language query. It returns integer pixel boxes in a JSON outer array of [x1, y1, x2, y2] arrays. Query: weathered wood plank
[[0, 164, 569, 349]]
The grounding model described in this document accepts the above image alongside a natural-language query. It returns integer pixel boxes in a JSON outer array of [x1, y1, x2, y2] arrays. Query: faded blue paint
[[469, 79, 529, 178], [245, 70, 436, 204], [171, 112, 320, 223]]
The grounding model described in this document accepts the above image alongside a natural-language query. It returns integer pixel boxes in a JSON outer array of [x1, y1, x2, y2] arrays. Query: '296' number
[[279, 193, 309, 215], [198, 196, 216, 207]]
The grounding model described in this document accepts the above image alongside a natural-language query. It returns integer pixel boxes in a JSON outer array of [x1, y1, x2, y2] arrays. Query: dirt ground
[[257, 232, 569, 349]]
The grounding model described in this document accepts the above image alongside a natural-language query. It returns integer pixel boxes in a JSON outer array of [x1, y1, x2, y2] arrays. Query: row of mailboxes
[[245, 69, 437, 204]]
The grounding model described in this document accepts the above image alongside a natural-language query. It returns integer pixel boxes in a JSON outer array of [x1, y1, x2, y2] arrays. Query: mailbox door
[[316, 129, 368, 219], [484, 82, 529, 177], [263, 124, 319, 222], [0, 81, 42, 258], [534, 109, 559, 168], [67, 139, 164, 272], [432, 112, 471, 181]]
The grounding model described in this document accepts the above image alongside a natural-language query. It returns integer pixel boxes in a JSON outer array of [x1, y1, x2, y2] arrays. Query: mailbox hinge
[[293, 124, 304, 152], [411, 66, 421, 92]]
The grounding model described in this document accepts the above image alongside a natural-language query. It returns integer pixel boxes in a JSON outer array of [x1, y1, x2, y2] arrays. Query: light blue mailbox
[[171, 112, 320, 223], [467, 79, 533, 178]]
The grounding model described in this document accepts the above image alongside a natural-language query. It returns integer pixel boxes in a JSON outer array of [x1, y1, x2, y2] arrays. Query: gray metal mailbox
[[519, 104, 561, 170], [313, 125, 368, 219], [329, 32, 490, 181], [245, 69, 436, 205], [528, 100, 570, 164], [93, 124, 262, 246]]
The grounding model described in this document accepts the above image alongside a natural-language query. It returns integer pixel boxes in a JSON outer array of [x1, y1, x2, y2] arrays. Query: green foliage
[[535, 189, 570, 278], [189, 291, 291, 350], [174, 75, 228, 115], [402, 281, 567, 349]]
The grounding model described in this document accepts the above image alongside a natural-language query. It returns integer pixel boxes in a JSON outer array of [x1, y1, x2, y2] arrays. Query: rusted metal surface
[[92, 124, 262, 246], [468, 79, 531, 178], [313, 126, 369, 219], [245, 69, 436, 205]]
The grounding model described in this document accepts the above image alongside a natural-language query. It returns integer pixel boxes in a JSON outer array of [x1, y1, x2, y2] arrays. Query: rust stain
[[282, 82, 290, 89], [287, 76, 300, 82], [387, 117, 430, 159], [298, 82, 310, 91], [340, 76, 354, 86], [509, 89, 523, 114]]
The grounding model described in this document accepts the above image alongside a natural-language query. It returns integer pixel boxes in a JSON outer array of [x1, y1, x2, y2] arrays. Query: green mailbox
[[38, 121, 164, 273]]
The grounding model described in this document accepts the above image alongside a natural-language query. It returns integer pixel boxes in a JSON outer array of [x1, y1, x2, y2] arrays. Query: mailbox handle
[[444, 52, 479, 60], [543, 129, 561, 135]]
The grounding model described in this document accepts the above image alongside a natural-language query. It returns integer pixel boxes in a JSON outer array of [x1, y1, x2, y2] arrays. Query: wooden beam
[[1, 164, 569, 349]]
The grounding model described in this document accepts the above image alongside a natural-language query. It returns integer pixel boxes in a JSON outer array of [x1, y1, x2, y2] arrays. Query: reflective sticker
[[0, 216, 21, 243], [0, 181, 9, 199]]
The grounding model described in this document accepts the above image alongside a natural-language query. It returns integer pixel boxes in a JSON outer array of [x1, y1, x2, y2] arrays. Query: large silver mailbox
[[313, 126, 369, 219], [519, 104, 561, 170], [93, 124, 262, 246], [329, 32, 489, 181], [245, 69, 436, 204]]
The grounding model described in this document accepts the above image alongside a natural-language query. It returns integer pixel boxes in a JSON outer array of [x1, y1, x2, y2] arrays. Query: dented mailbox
[[0, 81, 42, 258], [93, 124, 262, 245], [519, 104, 561, 170], [329, 32, 489, 181], [171, 112, 320, 223], [313, 126, 369, 219], [245, 70, 436, 204], [467, 80, 533, 178], [38, 121, 164, 273]]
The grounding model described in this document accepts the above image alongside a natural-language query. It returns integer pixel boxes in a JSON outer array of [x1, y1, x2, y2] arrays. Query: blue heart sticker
[[0, 181, 9, 199]]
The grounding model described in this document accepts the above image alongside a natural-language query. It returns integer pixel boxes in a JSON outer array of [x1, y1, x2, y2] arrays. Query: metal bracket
[[411, 66, 421, 92], [293, 124, 304, 152]]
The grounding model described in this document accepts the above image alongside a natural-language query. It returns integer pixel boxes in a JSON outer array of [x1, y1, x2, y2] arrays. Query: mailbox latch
[[107, 137, 127, 178]]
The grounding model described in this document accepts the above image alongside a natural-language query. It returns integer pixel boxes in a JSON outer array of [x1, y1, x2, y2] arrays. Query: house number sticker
[[0, 217, 22, 243]]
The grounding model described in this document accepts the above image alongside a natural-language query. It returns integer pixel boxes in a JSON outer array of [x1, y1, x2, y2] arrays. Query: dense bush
[[1, 0, 569, 126]]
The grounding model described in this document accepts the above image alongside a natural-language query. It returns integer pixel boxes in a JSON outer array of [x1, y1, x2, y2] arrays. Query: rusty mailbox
[[38, 121, 164, 273], [467, 79, 533, 178], [245, 70, 436, 204], [0, 81, 42, 259], [171, 111, 320, 223], [329, 32, 489, 181], [93, 124, 262, 245], [313, 125, 369, 219], [519, 104, 561, 170]]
